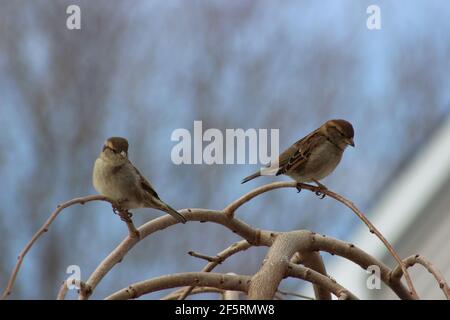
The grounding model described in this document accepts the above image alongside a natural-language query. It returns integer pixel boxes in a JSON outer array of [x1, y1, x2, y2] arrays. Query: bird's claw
[[296, 184, 302, 193], [311, 180, 327, 199], [112, 200, 133, 221], [112, 199, 127, 214], [117, 209, 132, 222], [112, 205, 123, 215], [315, 191, 326, 199], [119, 212, 132, 223]]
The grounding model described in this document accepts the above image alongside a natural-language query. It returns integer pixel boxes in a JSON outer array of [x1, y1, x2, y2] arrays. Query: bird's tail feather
[[159, 201, 187, 224], [241, 171, 261, 184]]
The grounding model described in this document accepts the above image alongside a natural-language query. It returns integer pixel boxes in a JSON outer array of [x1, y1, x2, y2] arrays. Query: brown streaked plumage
[[241, 119, 355, 187]]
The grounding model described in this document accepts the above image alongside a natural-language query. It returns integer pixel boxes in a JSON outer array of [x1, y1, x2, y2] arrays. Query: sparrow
[[241, 119, 354, 191], [93, 137, 187, 224]]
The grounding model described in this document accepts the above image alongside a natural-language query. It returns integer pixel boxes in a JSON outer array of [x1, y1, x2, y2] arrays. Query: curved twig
[[84, 216, 413, 299], [78, 209, 273, 299], [163, 286, 224, 300], [286, 263, 358, 300], [56, 281, 69, 300], [4, 182, 428, 300], [277, 289, 315, 300], [298, 251, 331, 300], [308, 231, 414, 300], [105, 272, 251, 300], [175, 240, 252, 300], [1, 195, 110, 300], [391, 254, 450, 299], [228, 181, 418, 298]]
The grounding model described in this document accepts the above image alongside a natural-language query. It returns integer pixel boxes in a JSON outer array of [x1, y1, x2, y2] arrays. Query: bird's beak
[[103, 140, 114, 152], [347, 138, 355, 147]]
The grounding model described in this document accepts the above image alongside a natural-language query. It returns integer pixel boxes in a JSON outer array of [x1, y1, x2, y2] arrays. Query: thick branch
[[248, 232, 332, 299], [250, 230, 413, 300], [79, 210, 273, 299], [223, 290, 241, 300], [105, 272, 251, 300], [84, 214, 412, 299], [5, 182, 424, 301], [229, 181, 418, 298], [297, 182, 418, 298], [222, 273, 241, 300], [308, 232, 414, 300]]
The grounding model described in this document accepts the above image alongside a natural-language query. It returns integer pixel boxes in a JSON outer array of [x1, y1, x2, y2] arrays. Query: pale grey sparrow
[[93, 137, 187, 223]]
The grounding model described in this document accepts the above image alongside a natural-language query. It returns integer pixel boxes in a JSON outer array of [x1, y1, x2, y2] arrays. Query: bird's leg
[[296, 183, 302, 193], [112, 199, 133, 220], [119, 211, 133, 223], [112, 198, 126, 213], [312, 179, 327, 199]]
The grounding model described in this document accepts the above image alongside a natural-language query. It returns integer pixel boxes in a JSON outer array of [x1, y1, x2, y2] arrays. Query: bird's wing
[[128, 160, 187, 223], [129, 161, 160, 199], [276, 131, 325, 175]]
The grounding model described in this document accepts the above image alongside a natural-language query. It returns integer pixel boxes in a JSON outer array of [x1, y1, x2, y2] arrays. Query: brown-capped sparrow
[[242, 119, 354, 194]]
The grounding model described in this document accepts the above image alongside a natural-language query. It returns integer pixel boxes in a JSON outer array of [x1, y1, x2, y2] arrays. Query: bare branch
[[222, 273, 241, 300], [115, 210, 140, 239], [174, 240, 252, 300], [248, 232, 332, 299], [56, 281, 69, 300], [228, 181, 418, 298], [5, 182, 429, 301], [298, 251, 331, 300], [297, 182, 419, 298], [223, 290, 241, 300], [391, 254, 450, 299], [307, 231, 414, 300], [277, 289, 315, 300], [105, 272, 251, 300], [223, 182, 296, 217], [1, 195, 110, 300], [286, 263, 358, 300], [79, 210, 269, 299], [162, 287, 224, 300], [83, 213, 413, 299], [248, 232, 302, 299], [188, 251, 221, 263], [56, 279, 91, 300]]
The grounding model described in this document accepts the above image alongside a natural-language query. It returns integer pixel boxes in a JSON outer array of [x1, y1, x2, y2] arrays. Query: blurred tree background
[[0, 0, 449, 299]]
